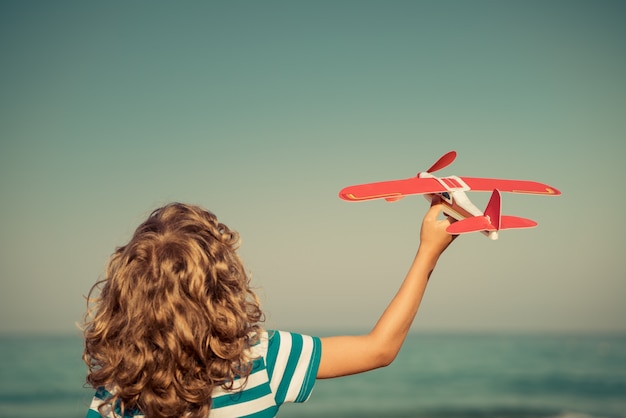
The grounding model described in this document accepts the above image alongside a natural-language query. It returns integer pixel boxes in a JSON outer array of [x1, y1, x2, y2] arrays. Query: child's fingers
[[424, 202, 444, 223], [426, 197, 456, 226]]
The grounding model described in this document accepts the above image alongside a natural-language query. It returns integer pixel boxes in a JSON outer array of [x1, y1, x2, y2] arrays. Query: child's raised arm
[[317, 200, 456, 379]]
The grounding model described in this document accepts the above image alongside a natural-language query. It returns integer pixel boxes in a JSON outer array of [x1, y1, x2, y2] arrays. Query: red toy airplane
[[338, 151, 561, 240]]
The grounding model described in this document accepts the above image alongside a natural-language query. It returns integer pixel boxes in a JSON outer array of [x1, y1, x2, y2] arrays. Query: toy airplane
[[338, 151, 561, 240]]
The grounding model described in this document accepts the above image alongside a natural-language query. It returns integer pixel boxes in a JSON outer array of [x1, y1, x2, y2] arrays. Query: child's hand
[[419, 197, 457, 258]]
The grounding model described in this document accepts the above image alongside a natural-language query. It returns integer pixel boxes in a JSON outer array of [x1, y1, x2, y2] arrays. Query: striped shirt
[[86, 331, 322, 418]]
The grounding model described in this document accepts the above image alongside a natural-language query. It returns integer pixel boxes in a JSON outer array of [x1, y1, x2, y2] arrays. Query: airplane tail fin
[[483, 187, 502, 230], [446, 189, 537, 239]]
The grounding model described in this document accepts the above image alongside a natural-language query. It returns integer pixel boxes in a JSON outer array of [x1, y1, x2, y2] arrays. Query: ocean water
[[0, 333, 624, 418]]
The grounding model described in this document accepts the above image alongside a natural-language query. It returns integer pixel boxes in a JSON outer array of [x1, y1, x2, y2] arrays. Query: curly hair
[[82, 203, 264, 418]]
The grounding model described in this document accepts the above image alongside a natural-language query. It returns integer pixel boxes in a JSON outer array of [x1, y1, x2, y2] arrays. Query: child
[[83, 199, 455, 417]]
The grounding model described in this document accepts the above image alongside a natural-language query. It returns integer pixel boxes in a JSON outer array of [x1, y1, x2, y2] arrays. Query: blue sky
[[1, 0, 624, 334]]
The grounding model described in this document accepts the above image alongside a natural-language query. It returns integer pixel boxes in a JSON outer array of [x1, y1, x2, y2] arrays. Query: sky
[[1, 0, 624, 335]]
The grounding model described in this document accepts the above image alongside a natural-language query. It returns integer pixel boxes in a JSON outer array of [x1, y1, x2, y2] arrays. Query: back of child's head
[[83, 203, 264, 418]]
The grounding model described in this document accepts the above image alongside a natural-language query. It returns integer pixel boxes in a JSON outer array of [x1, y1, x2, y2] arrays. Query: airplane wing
[[339, 177, 446, 201], [446, 215, 537, 235], [446, 215, 497, 234], [460, 177, 561, 196]]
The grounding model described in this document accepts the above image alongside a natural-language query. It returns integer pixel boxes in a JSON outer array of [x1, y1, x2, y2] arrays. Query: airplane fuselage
[[418, 172, 498, 239]]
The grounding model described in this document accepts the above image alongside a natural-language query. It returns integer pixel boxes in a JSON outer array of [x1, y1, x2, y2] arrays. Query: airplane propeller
[[425, 150, 457, 174]]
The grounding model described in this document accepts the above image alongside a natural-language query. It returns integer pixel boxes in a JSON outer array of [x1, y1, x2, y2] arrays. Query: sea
[[0, 333, 624, 418]]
